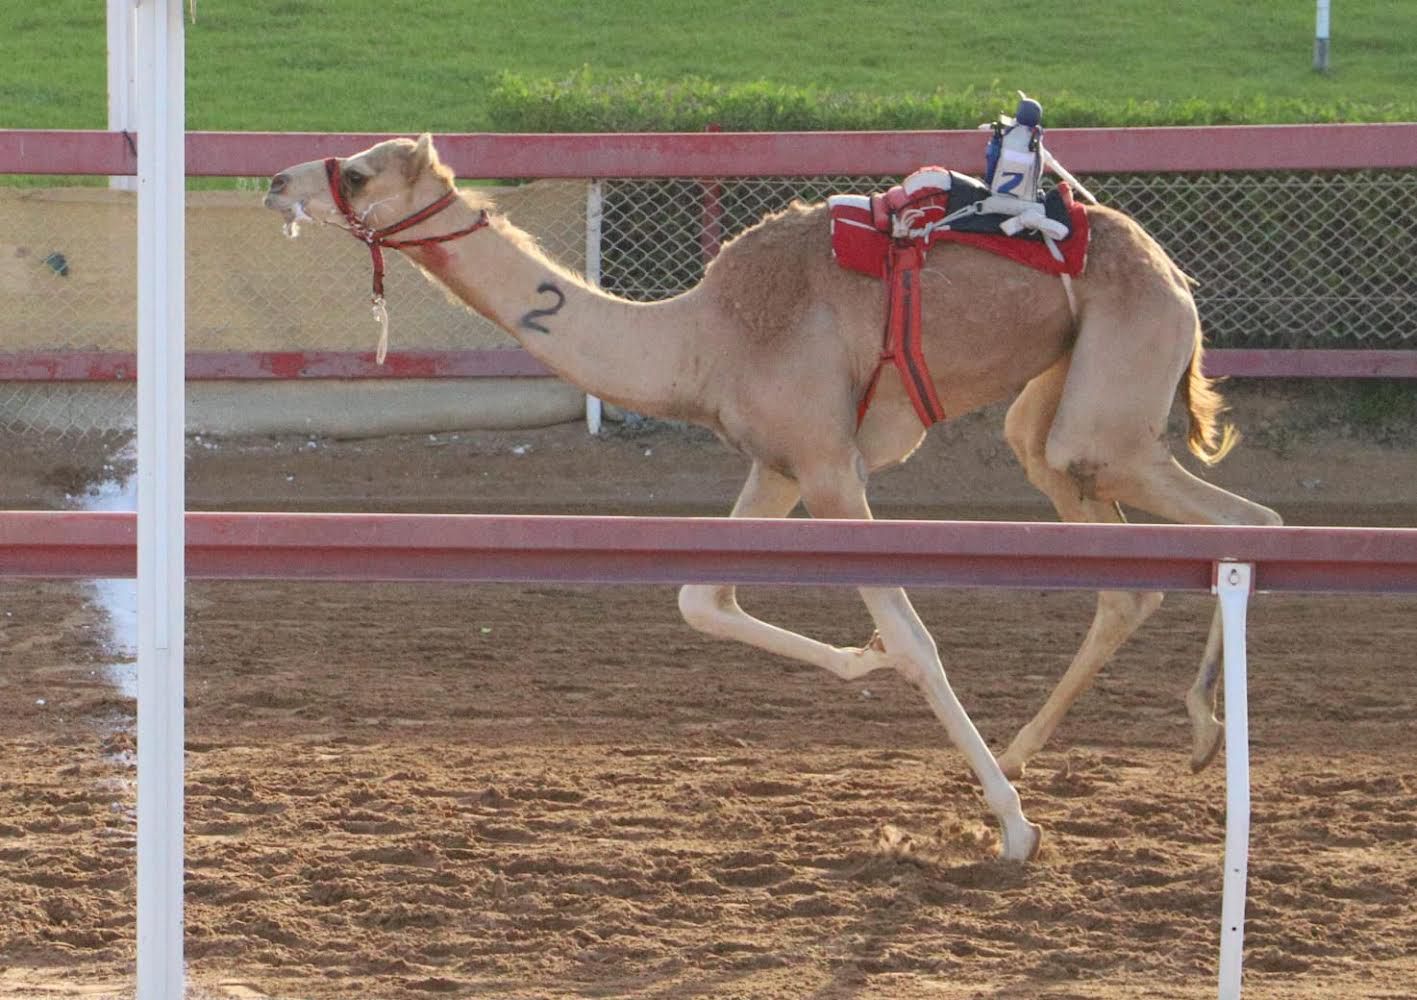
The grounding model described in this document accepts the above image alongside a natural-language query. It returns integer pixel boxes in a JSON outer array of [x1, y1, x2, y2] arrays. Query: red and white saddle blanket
[[829, 167, 1090, 427]]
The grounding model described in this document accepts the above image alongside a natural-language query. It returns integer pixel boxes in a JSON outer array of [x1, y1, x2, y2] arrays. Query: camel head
[[263, 133, 455, 238]]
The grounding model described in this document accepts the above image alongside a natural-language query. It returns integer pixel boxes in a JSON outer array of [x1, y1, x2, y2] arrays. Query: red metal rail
[[1202, 350, 1417, 379], [4, 124, 1417, 178], [1, 511, 1414, 594], [0, 348, 1412, 382]]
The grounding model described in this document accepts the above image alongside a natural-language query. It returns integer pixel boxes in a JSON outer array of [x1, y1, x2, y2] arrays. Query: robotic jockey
[[984, 94, 1046, 203]]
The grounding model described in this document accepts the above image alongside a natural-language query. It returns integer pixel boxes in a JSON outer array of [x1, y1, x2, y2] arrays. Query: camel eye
[[345, 169, 368, 189]]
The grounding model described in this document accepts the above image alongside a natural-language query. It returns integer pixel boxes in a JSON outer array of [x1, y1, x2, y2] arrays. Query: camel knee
[[678, 583, 738, 637], [1041, 432, 1113, 502]]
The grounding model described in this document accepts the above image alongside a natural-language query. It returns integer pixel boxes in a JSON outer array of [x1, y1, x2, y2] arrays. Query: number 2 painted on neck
[[519, 282, 565, 334]]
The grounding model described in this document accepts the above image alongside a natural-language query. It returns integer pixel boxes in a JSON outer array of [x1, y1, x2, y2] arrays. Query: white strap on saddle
[[997, 204, 1071, 241]]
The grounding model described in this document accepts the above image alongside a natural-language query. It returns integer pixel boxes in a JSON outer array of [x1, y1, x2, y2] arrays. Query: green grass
[[2, 0, 1415, 131]]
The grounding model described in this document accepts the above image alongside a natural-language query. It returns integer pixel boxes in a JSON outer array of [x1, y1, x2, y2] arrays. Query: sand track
[[1, 388, 1414, 998]]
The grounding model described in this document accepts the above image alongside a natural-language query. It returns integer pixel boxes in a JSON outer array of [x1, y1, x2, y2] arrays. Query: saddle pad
[[829, 169, 1089, 278], [827, 166, 956, 279], [940, 184, 1089, 277]]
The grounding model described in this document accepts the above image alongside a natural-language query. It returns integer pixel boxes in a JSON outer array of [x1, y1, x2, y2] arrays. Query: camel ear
[[406, 132, 439, 180]]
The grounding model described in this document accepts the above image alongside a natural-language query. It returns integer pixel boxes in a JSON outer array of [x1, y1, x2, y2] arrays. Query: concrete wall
[[0, 181, 590, 435]]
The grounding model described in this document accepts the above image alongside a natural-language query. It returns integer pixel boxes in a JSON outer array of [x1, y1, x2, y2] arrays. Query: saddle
[[829, 167, 1090, 428]]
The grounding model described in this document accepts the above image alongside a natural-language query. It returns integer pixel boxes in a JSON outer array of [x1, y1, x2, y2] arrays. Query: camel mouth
[[269, 199, 314, 239]]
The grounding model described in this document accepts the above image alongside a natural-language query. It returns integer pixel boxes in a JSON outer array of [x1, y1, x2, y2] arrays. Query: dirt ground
[[1, 383, 1415, 999]]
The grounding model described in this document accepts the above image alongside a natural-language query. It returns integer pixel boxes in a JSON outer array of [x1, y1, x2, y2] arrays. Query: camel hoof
[[1001, 821, 1043, 862], [1190, 720, 1224, 774], [996, 752, 1026, 782]]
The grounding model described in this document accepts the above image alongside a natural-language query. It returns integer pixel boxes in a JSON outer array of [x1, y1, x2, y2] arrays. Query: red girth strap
[[856, 243, 946, 429], [323, 157, 489, 304]]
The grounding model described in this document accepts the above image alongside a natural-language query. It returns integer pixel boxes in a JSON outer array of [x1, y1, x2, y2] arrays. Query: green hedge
[[486, 69, 1417, 132]]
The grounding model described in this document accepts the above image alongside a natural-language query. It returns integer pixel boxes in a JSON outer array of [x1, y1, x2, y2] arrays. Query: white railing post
[[583, 179, 604, 434], [134, 0, 186, 997], [1314, 0, 1332, 72], [1213, 560, 1254, 1000], [107, 0, 137, 191]]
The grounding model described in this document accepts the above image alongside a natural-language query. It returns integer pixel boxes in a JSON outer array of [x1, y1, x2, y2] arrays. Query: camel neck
[[400, 201, 713, 422]]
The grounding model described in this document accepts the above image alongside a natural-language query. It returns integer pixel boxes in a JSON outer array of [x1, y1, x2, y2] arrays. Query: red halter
[[323, 156, 488, 307]]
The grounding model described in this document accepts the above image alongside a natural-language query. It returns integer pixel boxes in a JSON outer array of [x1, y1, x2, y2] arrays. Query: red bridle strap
[[323, 156, 489, 303]]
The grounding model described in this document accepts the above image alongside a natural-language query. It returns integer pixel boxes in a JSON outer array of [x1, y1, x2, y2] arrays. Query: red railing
[[2, 510, 1415, 594], [5, 123, 1417, 177]]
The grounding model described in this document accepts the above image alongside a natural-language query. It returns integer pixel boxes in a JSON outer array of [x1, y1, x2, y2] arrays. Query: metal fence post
[[107, 0, 137, 191], [1213, 560, 1255, 1000], [1314, 0, 1332, 72], [134, 0, 186, 996], [584, 179, 604, 434]]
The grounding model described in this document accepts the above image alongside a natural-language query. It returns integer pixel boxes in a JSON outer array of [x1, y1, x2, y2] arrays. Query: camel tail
[[1182, 323, 1240, 466]]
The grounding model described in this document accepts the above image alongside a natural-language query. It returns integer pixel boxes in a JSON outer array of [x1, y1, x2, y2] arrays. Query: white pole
[[583, 180, 604, 435], [134, 0, 186, 997], [1314, 0, 1331, 72], [107, 0, 137, 191], [1213, 561, 1254, 1000]]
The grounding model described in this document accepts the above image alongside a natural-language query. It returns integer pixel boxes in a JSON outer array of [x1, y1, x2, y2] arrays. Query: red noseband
[[323, 156, 489, 354]]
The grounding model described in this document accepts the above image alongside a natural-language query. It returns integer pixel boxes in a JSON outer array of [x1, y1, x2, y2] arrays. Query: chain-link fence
[[3, 169, 1415, 436], [600, 170, 1417, 347]]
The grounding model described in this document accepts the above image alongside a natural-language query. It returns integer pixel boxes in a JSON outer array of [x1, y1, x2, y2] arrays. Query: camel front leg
[[681, 458, 1040, 860], [800, 465, 1041, 862], [677, 462, 898, 681], [854, 585, 1042, 861]]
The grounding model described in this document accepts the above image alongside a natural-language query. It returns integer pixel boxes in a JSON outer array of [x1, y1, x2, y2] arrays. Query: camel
[[264, 135, 1282, 861]]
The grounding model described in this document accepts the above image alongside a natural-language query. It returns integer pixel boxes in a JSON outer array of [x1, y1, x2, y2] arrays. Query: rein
[[323, 156, 489, 362]]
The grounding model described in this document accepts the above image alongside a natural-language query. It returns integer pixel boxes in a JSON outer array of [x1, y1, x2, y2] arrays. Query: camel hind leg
[[995, 357, 1165, 779], [1041, 304, 1282, 775], [1186, 608, 1226, 772], [1113, 455, 1282, 771]]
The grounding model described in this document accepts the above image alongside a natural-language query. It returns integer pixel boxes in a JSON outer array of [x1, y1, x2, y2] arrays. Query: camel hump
[[703, 201, 820, 347]]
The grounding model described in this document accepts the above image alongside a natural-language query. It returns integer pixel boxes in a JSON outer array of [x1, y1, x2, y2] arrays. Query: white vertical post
[[1213, 560, 1254, 1000], [134, 0, 186, 997], [1314, 0, 1331, 72], [107, 0, 137, 191], [583, 180, 604, 435]]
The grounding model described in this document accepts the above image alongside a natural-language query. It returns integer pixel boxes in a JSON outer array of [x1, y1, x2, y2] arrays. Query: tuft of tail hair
[[1182, 321, 1239, 466]]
